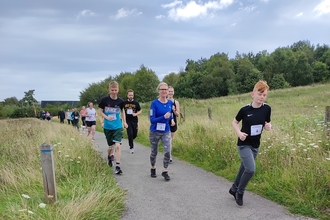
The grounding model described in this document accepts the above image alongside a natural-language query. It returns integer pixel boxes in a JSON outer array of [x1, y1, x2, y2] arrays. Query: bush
[[10, 106, 35, 118]]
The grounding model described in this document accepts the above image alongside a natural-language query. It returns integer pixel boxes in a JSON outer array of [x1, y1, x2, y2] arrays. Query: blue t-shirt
[[98, 96, 124, 130], [149, 99, 173, 132]]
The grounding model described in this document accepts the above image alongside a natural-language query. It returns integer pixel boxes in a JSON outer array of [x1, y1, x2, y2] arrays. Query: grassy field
[[133, 83, 330, 219], [1, 83, 329, 219], [0, 119, 125, 220]]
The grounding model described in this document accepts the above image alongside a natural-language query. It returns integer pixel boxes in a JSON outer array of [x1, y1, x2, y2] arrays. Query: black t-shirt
[[235, 103, 271, 148], [123, 99, 141, 122]]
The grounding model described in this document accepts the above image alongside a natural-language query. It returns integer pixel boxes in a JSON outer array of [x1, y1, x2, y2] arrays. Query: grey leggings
[[231, 145, 259, 194], [149, 131, 171, 168]]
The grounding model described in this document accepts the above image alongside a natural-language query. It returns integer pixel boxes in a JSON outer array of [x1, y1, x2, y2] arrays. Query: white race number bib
[[250, 124, 262, 136], [156, 123, 166, 131]]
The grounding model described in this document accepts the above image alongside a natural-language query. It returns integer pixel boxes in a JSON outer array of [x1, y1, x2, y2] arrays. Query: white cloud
[[113, 8, 142, 19], [314, 0, 330, 16], [162, 0, 183, 8], [295, 12, 303, 17], [164, 0, 234, 21], [239, 4, 257, 12], [76, 10, 96, 20], [155, 15, 165, 19]]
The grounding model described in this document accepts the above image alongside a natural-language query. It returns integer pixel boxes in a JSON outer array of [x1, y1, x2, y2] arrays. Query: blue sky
[[0, 0, 329, 101]]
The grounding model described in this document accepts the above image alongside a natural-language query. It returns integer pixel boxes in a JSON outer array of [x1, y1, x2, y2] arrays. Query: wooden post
[[208, 107, 212, 120], [183, 105, 186, 122], [325, 106, 330, 136], [40, 142, 57, 203]]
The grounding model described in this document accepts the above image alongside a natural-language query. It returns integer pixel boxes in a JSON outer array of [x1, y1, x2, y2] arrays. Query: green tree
[[3, 97, 19, 106], [312, 62, 330, 83], [269, 74, 290, 90], [268, 48, 295, 85], [321, 50, 330, 72], [197, 74, 222, 98], [290, 40, 315, 64], [314, 44, 330, 62], [175, 71, 202, 98], [292, 51, 313, 86], [235, 58, 263, 93], [79, 80, 109, 106], [163, 72, 180, 87], [132, 65, 160, 102], [20, 90, 38, 106], [117, 72, 134, 98]]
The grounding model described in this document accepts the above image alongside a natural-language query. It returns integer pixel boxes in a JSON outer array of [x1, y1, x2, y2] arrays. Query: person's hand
[[239, 132, 248, 141], [171, 119, 175, 126], [164, 112, 171, 119], [124, 122, 128, 128], [107, 115, 114, 121], [264, 122, 272, 131]]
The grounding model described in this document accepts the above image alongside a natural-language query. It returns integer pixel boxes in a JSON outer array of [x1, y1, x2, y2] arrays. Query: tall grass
[[0, 119, 125, 220], [135, 83, 330, 219]]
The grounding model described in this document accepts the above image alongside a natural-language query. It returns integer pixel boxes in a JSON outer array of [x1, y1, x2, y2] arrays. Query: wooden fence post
[[40, 142, 57, 203], [325, 106, 330, 136], [183, 105, 186, 119], [208, 107, 212, 120]]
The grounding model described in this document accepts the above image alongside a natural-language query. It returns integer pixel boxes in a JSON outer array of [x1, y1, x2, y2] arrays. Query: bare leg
[[86, 127, 91, 137], [91, 125, 96, 139], [115, 142, 121, 163]]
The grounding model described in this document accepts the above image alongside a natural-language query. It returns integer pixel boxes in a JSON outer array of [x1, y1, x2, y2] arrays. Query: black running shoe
[[229, 189, 236, 200], [236, 192, 243, 206], [150, 168, 157, 178], [115, 166, 123, 175], [161, 171, 170, 181]]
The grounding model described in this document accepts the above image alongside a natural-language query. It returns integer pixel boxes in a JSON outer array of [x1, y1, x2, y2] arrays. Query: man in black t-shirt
[[123, 89, 142, 154]]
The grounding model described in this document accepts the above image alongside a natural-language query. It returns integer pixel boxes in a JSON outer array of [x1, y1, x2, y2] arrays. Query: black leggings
[[126, 121, 138, 149]]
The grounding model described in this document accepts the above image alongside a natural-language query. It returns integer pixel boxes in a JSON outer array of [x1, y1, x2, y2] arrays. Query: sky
[[1, 0, 330, 102]]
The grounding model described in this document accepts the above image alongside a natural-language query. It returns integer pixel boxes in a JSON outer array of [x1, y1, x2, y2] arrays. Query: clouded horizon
[[1, 0, 329, 101]]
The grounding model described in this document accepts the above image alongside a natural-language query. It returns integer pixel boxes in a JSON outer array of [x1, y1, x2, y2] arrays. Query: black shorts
[[170, 124, 177, 133], [85, 121, 96, 127]]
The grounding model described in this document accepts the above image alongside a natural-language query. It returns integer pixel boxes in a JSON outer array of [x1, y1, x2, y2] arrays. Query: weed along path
[[93, 131, 313, 220]]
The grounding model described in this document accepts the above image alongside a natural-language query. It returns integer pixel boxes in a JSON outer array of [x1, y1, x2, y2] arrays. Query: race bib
[[127, 109, 133, 115], [75, 116, 79, 119], [251, 124, 262, 136], [156, 123, 166, 131]]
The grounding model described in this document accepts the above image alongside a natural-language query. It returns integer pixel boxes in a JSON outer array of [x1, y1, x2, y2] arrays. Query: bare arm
[[122, 108, 128, 128], [174, 100, 180, 117], [133, 109, 142, 117], [232, 118, 248, 141]]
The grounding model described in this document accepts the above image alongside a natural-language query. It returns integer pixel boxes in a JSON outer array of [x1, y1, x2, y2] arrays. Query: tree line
[[79, 40, 330, 103], [1, 40, 329, 118]]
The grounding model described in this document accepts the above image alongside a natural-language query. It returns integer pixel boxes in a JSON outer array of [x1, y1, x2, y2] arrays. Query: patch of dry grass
[[0, 118, 125, 220]]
